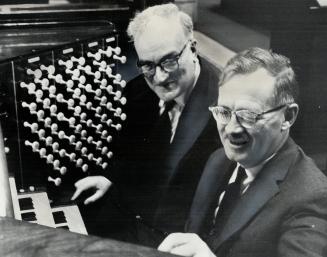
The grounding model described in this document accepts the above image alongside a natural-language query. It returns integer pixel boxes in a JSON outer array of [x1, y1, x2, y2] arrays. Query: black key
[[19, 197, 34, 211], [21, 211, 37, 221], [53, 211, 67, 224]]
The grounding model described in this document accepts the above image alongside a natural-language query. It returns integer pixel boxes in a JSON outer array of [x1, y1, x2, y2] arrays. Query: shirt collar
[[229, 153, 277, 185]]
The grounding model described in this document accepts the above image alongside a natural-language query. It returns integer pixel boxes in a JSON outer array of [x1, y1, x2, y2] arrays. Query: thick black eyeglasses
[[137, 40, 189, 78], [209, 104, 288, 128]]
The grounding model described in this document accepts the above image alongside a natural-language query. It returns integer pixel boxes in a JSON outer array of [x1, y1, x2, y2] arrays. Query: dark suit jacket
[[186, 137, 327, 257], [109, 58, 221, 233]]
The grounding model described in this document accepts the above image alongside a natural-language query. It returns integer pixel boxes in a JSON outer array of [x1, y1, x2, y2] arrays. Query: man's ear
[[281, 103, 299, 131]]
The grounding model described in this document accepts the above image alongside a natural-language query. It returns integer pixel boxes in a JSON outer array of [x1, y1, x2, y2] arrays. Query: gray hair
[[127, 3, 193, 41], [219, 47, 299, 106]]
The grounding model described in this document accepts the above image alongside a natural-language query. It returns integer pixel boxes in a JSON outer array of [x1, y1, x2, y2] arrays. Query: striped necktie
[[211, 166, 247, 234]]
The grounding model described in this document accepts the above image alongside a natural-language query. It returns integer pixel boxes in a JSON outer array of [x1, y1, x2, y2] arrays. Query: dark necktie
[[146, 100, 175, 159], [157, 101, 175, 145], [211, 165, 247, 235]]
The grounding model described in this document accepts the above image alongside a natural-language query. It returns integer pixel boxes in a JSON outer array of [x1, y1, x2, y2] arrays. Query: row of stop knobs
[[25, 139, 110, 170], [21, 80, 127, 109], [26, 48, 127, 89], [24, 121, 114, 148], [25, 137, 112, 187], [26, 65, 126, 89], [22, 99, 125, 134]]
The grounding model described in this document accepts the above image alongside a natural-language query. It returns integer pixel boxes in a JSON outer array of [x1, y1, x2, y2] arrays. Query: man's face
[[217, 68, 287, 168], [134, 17, 196, 102]]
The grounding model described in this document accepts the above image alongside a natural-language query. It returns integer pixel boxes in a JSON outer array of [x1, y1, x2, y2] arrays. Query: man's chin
[[157, 90, 178, 102], [224, 146, 249, 164]]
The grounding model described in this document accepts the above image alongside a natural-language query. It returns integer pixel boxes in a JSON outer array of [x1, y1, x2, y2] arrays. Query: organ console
[[0, 29, 128, 235]]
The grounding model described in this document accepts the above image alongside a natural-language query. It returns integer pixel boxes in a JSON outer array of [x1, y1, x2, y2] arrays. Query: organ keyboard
[[0, 28, 128, 233]]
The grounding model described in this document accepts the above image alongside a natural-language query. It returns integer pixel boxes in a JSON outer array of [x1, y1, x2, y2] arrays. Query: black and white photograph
[[0, 0, 326, 256]]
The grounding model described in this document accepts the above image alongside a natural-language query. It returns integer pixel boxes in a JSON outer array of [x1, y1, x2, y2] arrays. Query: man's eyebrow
[[137, 59, 152, 66], [138, 51, 179, 65], [159, 51, 179, 61]]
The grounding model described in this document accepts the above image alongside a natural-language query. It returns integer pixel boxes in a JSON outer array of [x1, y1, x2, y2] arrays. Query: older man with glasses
[[72, 3, 221, 243], [158, 47, 327, 257]]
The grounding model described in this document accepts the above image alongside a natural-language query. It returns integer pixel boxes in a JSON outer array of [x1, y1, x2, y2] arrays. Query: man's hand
[[71, 176, 112, 205], [158, 233, 216, 257]]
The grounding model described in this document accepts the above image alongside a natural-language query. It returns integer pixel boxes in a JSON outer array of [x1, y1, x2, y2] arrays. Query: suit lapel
[[165, 59, 218, 179], [186, 149, 234, 234], [211, 138, 298, 250]]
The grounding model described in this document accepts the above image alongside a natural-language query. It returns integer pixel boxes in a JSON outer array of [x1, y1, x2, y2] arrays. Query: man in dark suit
[[158, 47, 327, 256], [72, 3, 220, 237]]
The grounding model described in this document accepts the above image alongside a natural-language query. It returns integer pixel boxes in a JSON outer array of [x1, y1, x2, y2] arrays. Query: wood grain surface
[[0, 217, 174, 257]]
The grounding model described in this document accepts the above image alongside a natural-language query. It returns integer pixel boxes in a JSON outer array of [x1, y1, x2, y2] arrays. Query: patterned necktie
[[211, 165, 247, 234]]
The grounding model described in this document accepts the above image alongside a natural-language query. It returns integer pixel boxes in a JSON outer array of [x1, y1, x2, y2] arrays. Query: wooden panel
[[0, 216, 174, 257]]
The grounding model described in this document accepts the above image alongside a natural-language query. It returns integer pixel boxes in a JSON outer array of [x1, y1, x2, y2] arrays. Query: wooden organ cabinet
[[0, 3, 136, 235]]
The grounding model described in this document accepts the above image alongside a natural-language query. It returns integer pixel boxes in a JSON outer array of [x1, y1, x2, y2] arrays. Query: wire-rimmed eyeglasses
[[209, 104, 288, 128]]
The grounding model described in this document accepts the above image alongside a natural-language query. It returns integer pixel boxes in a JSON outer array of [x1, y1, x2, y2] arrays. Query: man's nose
[[153, 66, 169, 83], [224, 113, 244, 134]]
